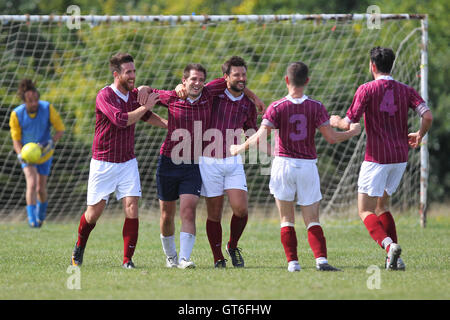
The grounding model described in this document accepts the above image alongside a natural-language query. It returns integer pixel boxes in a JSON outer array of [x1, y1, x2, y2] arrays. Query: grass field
[[0, 211, 449, 301]]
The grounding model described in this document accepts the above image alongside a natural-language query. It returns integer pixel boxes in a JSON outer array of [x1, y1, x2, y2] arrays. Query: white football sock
[[382, 237, 394, 250], [160, 234, 177, 258], [179, 232, 196, 262], [315, 257, 328, 265]]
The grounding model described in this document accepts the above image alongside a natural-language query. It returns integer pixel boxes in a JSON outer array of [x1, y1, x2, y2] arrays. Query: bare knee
[[206, 196, 224, 222], [123, 197, 139, 219], [26, 176, 37, 192], [233, 205, 248, 218], [159, 200, 176, 234], [160, 210, 175, 228], [180, 206, 196, 222], [85, 200, 106, 224], [36, 185, 47, 201]]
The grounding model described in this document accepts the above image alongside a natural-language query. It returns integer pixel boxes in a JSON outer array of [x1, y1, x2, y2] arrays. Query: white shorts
[[199, 155, 247, 197], [87, 158, 142, 205], [358, 161, 407, 197], [269, 156, 322, 206]]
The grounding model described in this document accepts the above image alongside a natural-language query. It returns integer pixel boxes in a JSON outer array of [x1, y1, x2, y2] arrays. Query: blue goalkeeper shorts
[[22, 157, 53, 176]]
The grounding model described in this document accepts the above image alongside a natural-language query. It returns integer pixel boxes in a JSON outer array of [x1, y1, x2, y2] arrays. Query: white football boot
[[386, 243, 402, 270], [166, 254, 179, 268], [178, 258, 196, 269], [287, 260, 301, 272]]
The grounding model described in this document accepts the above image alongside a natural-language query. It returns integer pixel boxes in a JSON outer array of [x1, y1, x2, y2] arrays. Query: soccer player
[[200, 56, 258, 268], [330, 47, 433, 270], [138, 63, 228, 269], [70, 52, 167, 269], [9, 79, 65, 228], [230, 61, 361, 272]]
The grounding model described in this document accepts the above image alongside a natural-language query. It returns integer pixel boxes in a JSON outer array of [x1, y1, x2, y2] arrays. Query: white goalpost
[[0, 14, 428, 224]]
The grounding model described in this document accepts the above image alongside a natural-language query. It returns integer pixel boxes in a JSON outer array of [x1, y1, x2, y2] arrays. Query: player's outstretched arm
[[319, 123, 361, 144], [230, 125, 271, 156], [408, 110, 433, 148], [126, 92, 159, 126], [146, 112, 168, 129], [329, 115, 351, 130], [137, 85, 152, 105]]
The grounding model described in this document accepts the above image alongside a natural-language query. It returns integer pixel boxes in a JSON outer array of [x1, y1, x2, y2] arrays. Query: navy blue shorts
[[156, 155, 202, 201]]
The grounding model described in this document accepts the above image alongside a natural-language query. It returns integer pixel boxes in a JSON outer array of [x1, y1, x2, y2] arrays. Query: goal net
[[0, 14, 427, 221]]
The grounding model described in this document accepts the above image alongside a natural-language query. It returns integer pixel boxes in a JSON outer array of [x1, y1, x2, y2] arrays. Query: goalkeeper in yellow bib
[[9, 79, 65, 227]]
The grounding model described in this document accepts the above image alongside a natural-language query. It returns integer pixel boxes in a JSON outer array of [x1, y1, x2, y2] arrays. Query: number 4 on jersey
[[380, 89, 397, 116]]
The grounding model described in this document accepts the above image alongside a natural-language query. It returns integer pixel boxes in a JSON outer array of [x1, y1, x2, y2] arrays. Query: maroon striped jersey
[[92, 85, 152, 163], [345, 76, 429, 164], [206, 89, 257, 158], [153, 77, 227, 162], [262, 95, 330, 159]]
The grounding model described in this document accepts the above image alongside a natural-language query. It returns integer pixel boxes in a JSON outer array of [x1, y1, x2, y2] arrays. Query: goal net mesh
[[0, 15, 424, 221]]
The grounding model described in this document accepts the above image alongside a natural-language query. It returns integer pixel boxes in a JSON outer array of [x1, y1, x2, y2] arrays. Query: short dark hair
[[370, 47, 395, 74], [109, 52, 134, 74], [286, 61, 309, 87], [222, 56, 247, 75], [18, 79, 39, 101], [183, 63, 207, 80]]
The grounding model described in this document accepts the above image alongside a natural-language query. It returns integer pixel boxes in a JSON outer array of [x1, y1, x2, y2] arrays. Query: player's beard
[[229, 80, 246, 93], [119, 76, 135, 92]]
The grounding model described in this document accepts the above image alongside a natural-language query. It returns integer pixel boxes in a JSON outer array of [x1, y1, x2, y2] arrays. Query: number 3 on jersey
[[289, 114, 307, 141]]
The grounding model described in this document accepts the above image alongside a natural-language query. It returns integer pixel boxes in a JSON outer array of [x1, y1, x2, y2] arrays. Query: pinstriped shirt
[[92, 85, 152, 163], [262, 95, 330, 159], [345, 76, 428, 164], [207, 89, 257, 158], [153, 77, 227, 162]]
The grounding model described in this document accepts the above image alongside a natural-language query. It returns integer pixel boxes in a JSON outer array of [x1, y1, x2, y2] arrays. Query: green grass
[[0, 213, 449, 300]]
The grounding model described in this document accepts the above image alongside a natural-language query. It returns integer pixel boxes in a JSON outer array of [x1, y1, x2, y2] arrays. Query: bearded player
[[70, 52, 167, 269], [199, 56, 258, 268]]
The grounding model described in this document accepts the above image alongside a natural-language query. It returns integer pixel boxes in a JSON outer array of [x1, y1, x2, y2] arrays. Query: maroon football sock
[[281, 226, 298, 262], [379, 211, 398, 243], [363, 213, 391, 251], [123, 218, 139, 264], [307, 225, 327, 259], [206, 219, 225, 263], [76, 213, 96, 248], [228, 214, 248, 249]]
